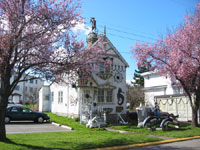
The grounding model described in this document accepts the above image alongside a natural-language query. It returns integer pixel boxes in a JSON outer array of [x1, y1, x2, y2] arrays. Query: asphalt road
[[6, 121, 72, 134], [128, 139, 200, 150]]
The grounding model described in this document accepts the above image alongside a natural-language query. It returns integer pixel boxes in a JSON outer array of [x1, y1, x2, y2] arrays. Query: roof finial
[[104, 25, 106, 36]]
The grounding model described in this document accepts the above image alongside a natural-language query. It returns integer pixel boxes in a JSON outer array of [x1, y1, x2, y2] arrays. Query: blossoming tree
[[132, 2, 200, 127], [0, 0, 106, 141]]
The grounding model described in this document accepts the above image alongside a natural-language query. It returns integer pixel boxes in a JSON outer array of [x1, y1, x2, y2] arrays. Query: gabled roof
[[88, 34, 129, 67]]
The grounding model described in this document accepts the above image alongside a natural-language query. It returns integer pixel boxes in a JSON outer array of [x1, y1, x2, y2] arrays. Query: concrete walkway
[[105, 128, 172, 140]]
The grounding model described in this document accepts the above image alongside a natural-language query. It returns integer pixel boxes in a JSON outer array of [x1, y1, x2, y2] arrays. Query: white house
[[39, 30, 129, 124], [8, 74, 44, 104], [142, 71, 199, 121]]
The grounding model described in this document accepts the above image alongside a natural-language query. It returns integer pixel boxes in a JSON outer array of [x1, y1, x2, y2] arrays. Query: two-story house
[[39, 30, 129, 124], [9, 74, 44, 104]]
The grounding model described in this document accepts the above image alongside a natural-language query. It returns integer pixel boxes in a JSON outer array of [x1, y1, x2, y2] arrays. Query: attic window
[[99, 57, 113, 74], [100, 62, 105, 73], [99, 62, 111, 73]]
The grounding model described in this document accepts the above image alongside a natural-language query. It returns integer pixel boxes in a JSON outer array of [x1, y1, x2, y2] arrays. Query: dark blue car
[[5, 105, 50, 123]]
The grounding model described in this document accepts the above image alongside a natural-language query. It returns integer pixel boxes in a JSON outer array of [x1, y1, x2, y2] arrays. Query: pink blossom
[[131, 2, 200, 127]]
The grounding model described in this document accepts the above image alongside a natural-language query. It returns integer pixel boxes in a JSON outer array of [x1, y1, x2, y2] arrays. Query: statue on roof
[[90, 17, 96, 31]]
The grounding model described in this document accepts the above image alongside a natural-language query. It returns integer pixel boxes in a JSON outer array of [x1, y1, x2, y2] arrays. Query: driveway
[[6, 121, 72, 134]]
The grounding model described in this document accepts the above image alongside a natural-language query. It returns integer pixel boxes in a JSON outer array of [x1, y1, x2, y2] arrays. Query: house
[[39, 30, 129, 124], [8, 74, 44, 104], [142, 71, 200, 121]]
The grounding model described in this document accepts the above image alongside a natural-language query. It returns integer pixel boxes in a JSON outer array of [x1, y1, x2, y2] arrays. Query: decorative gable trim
[[77, 77, 99, 88], [104, 36, 129, 67], [98, 83, 116, 89]]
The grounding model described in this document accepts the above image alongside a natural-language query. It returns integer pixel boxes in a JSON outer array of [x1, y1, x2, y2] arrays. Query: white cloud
[[72, 22, 91, 35]]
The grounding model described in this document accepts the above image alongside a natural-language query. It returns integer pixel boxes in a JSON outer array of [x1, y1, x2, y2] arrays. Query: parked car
[[5, 105, 50, 123], [7, 101, 22, 107]]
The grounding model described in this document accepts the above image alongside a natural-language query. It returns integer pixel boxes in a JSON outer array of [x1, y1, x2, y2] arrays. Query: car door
[[21, 107, 35, 120], [9, 106, 22, 120]]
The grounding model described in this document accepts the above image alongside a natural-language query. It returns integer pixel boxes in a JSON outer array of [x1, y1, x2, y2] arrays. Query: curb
[[51, 122, 73, 130], [91, 136, 200, 150]]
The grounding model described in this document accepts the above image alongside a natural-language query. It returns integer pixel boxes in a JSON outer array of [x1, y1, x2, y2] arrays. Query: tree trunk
[[191, 93, 200, 127], [0, 79, 10, 141], [0, 93, 8, 141], [191, 107, 199, 127]]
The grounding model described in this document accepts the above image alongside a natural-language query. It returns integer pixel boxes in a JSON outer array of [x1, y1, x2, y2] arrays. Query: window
[[15, 85, 20, 91], [105, 64, 111, 73], [11, 107, 20, 112], [99, 62, 105, 73], [30, 79, 33, 84], [98, 89, 104, 102], [29, 87, 33, 93], [52, 92, 54, 103], [45, 95, 49, 100], [58, 91, 63, 103], [99, 62, 111, 73], [35, 80, 38, 84], [106, 89, 113, 102], [98, 89, 113, 103]]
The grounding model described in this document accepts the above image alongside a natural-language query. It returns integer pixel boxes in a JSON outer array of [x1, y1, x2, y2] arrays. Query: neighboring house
[[8, 74, 44, 104], [39, 30, 129, 124], [142, 72, 199, 121]]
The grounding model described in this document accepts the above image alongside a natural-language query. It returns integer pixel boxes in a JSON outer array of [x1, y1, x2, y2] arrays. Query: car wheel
[[5, 117, 10, 123], [37, 116, 44, 123]]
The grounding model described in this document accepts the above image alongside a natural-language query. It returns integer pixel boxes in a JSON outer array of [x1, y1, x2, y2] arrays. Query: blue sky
[[74, 0, 199, 83]]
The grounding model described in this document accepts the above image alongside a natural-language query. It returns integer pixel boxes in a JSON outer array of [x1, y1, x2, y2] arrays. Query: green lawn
[[0, 113, 161, 150], [110, 122, 200, 138], [1, 131, 161, 150]]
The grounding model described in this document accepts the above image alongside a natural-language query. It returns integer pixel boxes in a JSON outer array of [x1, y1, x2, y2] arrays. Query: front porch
[[154, 94, 200, 122]]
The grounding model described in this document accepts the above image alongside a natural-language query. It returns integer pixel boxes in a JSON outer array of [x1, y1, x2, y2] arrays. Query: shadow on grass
[[4, 139, 71, 150], [72, 138, 139, 150], [3, 137, 149, 150]]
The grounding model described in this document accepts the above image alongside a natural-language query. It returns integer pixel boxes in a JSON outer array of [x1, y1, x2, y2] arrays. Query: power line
[[102, 20, 156, 37], [84, 17, 157, 38], [108, 32, 153, 43], [83, 19, 155, 55], [84, 22, 155, 44], [98, 24, 157, 41]]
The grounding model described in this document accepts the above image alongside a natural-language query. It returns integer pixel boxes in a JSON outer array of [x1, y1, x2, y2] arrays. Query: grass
[[1, 131, 161, 150], [46, 113, 88, 131], [0, 113, 161, 150], [110, 122, 200, 138]]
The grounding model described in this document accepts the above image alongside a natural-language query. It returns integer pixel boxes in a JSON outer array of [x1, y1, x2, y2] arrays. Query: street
[[127, 138, 200, 150], [6, 121, 71, 134]]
